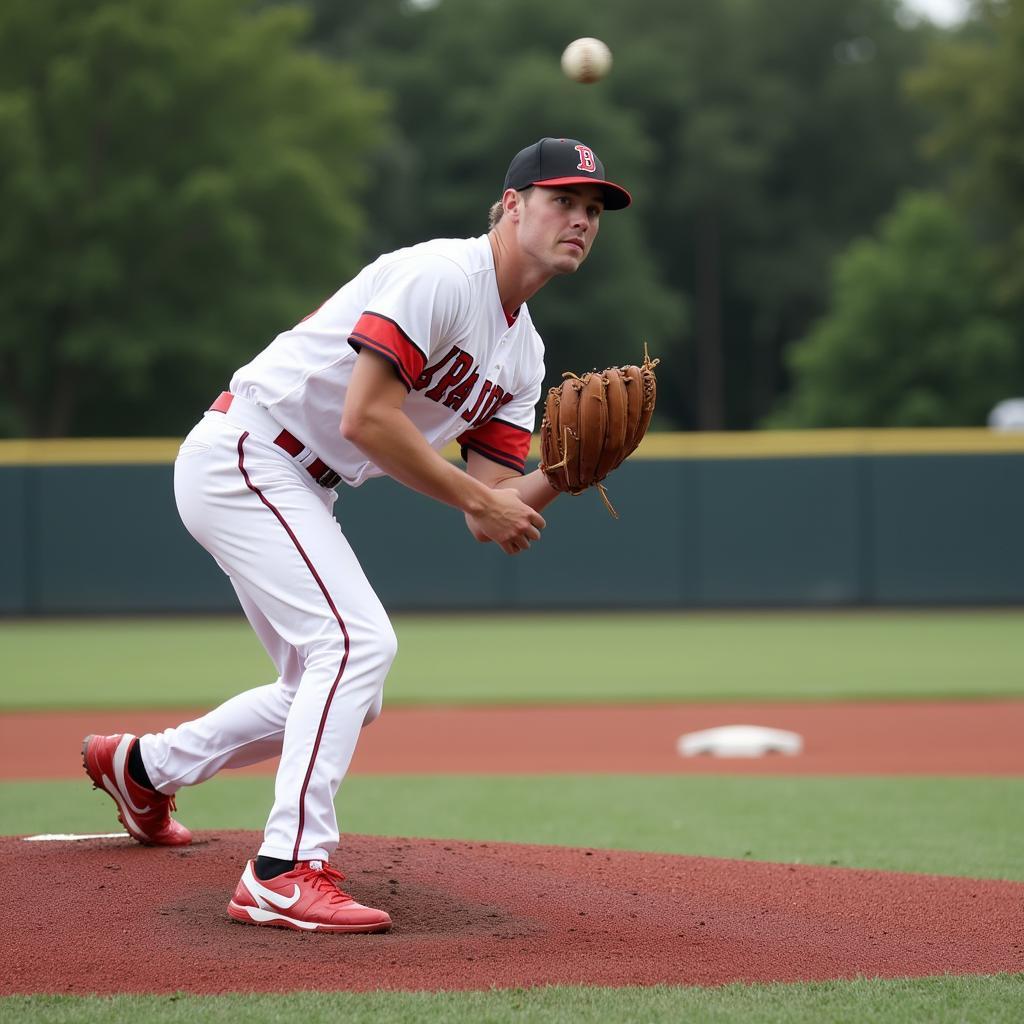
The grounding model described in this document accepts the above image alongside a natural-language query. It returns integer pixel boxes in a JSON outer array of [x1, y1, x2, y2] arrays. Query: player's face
[[518, 185, 603, 275]]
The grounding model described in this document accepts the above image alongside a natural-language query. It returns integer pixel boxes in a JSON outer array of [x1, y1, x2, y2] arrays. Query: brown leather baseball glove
[[539, 346, 659, 518]]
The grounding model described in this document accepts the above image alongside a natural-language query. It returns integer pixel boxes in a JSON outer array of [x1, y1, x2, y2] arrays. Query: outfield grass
[[3, 610, 1023, 709], [5, 774, 1022, 881], [4, 975, 1024, 1024]]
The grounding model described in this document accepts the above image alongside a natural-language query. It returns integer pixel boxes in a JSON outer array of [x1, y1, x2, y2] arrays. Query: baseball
[[561, 37, 613, 84]]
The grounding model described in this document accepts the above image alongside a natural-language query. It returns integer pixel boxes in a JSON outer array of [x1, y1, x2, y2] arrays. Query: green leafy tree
[[306, 0, 688, 418], [0, 0, 386, 436], [909, 0, 1024, 307], [615, 0, 932, 428], [305, 0, 931, 429], [766, 191, 1019, 427]]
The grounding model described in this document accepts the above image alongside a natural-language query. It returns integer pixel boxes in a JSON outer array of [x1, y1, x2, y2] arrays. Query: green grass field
[[6, 976, 1024, 1024], [5, 774, 1024, 881], [3, 609, 1023, 709], [2, 611, 1022, 1022]]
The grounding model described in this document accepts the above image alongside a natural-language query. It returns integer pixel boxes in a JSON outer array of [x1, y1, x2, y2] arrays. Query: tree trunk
[[750, 325, 778, 427], [0, 350, 24, 434], [695, 207, 724, 430], [46, 362, 78, 437]]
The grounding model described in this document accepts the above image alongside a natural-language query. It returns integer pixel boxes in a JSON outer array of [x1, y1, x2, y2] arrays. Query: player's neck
[[488, 230, 551, 318]]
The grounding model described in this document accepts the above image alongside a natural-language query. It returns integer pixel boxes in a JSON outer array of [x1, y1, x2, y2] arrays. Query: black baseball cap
[[503, 137, 632, 210]]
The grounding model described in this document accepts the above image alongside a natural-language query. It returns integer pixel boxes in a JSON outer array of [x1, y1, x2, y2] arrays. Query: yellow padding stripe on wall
[[0, 428, 1023, 466], [0, 439, 183, 465], [632, 428, 1024, 458]]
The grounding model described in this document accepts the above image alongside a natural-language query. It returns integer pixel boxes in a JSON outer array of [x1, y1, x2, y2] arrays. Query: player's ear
[[503, 187, 525, 221]]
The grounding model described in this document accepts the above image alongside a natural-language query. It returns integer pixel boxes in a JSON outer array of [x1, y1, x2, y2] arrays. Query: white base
[[676, 724, 804, 758]]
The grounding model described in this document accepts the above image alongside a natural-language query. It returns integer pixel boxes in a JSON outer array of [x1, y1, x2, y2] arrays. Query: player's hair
[[487, 187, 534, 230]]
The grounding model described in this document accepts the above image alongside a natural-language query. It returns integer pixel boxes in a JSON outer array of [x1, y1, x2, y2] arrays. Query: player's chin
[[552, 250, 587, 274]]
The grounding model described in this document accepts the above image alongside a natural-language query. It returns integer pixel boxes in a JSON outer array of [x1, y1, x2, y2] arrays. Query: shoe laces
[[299, 862, 354, 903]]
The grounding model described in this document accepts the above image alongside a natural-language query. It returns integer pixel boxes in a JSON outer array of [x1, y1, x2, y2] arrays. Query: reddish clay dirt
[[5, 701, 1023, 994], [6, 832, 1024, 995], [5, 699, 1024, 779]]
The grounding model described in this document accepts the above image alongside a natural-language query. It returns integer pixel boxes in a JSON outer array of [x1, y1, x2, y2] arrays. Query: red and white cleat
[[82, 733, 192, 846], [228, 860, 392, 933]]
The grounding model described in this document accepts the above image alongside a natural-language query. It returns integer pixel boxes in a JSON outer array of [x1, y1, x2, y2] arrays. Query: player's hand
[[468, 489, 545, 555]]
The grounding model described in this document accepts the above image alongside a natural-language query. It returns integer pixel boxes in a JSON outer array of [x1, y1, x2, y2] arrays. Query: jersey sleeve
[[457, 361, 545, 475], [348, 256, 469, 390]]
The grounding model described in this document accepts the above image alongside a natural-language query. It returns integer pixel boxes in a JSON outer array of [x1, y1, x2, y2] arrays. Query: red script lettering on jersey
[[414, 346, 514, 427]]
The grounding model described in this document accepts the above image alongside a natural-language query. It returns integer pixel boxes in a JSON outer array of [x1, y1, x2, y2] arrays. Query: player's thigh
[[175, 425, 394, 661], [230, 444, 392, 659]]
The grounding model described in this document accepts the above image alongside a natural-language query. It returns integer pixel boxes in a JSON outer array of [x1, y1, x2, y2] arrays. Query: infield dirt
[[5, 699, 1024, 779], [6, 831, 1024, 994]]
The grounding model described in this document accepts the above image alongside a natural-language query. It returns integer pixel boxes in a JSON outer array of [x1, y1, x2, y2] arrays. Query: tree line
[[1, 0, 1021, 436]]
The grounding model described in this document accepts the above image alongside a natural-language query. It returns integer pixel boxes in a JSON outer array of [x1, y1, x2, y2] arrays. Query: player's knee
[[308, 612, 396, 678]]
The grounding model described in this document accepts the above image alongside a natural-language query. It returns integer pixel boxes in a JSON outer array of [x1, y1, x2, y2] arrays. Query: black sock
[[255, 856, 296, 881], [127, 739, 157, 792]]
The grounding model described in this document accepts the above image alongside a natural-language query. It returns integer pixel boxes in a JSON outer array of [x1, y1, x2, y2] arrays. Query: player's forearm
[[494, 468, 560, 513], [341, 406, 492, 516]]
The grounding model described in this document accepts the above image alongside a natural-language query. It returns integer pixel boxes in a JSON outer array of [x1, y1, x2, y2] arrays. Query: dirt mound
[[7, 832, 1023, 994]]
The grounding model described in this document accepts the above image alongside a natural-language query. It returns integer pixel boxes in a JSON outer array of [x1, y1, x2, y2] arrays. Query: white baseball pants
[[139, 400, 397, 863]]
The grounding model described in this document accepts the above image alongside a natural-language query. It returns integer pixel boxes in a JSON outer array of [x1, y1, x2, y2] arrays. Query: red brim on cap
[[532, 176, 632, 210]]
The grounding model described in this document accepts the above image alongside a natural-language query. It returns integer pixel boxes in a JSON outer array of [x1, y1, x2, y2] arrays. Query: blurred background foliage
[[0, 0, 1021, 436]]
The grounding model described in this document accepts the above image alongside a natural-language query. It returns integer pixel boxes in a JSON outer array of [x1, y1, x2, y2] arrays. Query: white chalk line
[[23, 832, 130, 842]]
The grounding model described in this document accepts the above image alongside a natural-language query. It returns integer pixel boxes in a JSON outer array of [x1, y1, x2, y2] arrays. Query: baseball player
[[83, 137, 631, 933]]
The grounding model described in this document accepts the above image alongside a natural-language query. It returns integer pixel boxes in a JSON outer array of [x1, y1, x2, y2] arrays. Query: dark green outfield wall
[[1, 452, 1020, 613]]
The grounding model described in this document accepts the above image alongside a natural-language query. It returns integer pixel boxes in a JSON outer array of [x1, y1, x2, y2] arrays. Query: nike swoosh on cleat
[[101, 772, 151, 816], [244, 864, 302, 910], [99, 775, 147, 840], [112, 737, 151, 815]]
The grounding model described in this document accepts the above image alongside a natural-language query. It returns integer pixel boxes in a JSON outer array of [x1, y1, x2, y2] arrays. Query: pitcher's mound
[[6, 832, 1022, 994]]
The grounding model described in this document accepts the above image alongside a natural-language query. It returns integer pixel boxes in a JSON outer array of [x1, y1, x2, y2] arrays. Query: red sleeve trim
[[457, 418, 531, 474], [348, 312, 427, 391]]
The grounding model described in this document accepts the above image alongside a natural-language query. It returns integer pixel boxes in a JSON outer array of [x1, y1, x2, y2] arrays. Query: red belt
[[209, 392, 341, 489]]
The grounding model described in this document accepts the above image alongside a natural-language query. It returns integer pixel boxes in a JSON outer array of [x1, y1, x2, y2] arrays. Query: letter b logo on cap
[[575, 145, 597, 173]]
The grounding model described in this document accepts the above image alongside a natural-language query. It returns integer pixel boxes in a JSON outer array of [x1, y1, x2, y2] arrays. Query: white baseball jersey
[[231, 234, 546, 485], [144, 233, 551, 871]]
